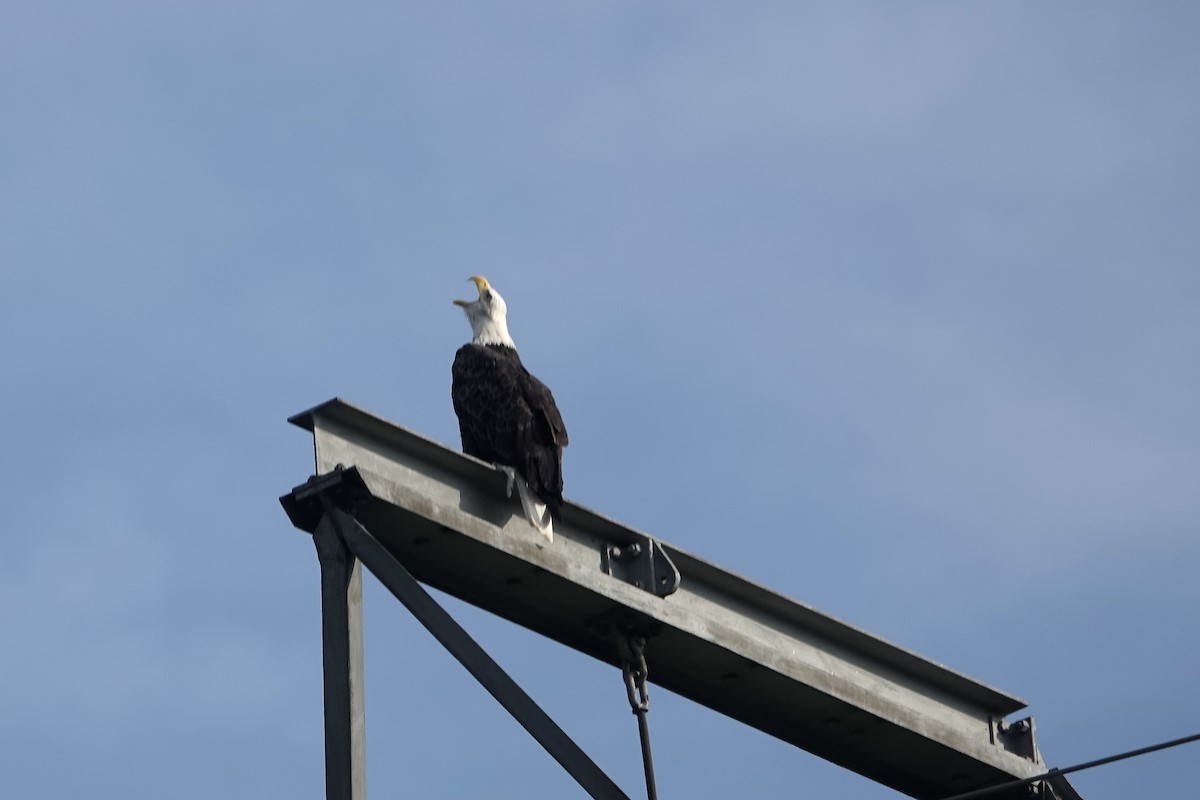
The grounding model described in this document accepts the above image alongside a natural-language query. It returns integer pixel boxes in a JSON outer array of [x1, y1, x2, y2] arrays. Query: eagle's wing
[[452, 344, 567, 521]]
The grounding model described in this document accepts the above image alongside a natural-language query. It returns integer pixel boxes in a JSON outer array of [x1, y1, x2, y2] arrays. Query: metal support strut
[[282, 469, 631, 800], [621, 635, 658, 800]]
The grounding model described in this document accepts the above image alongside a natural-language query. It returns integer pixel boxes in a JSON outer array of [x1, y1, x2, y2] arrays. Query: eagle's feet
[[495, 464, 517, 498]]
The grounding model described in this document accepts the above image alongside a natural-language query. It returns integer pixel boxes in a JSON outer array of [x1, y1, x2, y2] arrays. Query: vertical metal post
[[314, 514, 367, 800]]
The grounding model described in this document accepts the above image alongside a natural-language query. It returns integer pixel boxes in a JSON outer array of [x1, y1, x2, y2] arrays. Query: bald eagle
[[452, 276, 568, 541]]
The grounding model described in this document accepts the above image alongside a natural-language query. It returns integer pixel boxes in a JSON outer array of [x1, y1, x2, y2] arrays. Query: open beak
[[453, 275, 490, 307]]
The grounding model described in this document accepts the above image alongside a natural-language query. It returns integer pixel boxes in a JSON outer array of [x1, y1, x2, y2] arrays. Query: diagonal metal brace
[[317, 503, 632, 800]]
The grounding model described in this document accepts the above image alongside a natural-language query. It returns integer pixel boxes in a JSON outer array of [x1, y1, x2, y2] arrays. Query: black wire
[[939, 730, 1200, 800], [621, 637, 657, 800], [633, 707, 657, 800]]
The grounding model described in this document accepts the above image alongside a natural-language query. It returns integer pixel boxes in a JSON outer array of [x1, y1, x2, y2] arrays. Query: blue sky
[[3, 2, 1198, 798]]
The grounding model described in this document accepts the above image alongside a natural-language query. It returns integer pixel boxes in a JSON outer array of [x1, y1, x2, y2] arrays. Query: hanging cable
[[621, 635, 658, 800], [939, 730, 1200, 800]]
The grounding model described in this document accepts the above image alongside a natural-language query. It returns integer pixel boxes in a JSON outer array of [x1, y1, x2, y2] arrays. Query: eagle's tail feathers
[[493, 464, 553, 542], [514, 475, 554, 543]]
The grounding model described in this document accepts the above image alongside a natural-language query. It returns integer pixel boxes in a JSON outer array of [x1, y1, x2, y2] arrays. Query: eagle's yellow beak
[[453, 275, 490, 307]]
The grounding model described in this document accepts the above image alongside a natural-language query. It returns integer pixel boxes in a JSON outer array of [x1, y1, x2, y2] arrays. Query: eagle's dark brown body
[[451, 343, 568, 517]]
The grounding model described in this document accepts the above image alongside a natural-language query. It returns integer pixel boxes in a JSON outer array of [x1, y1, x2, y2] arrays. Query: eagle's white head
[[453, 275, 516, 347]]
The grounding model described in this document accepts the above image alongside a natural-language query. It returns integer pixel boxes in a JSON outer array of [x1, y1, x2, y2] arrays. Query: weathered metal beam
[[281, 398, 1083, 800]]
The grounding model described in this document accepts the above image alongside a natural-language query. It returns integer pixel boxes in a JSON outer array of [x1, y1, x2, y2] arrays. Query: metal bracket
[[280, 464, 370, 533], [994, 715, 1039, 762], [601, 537, 681, 598]]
